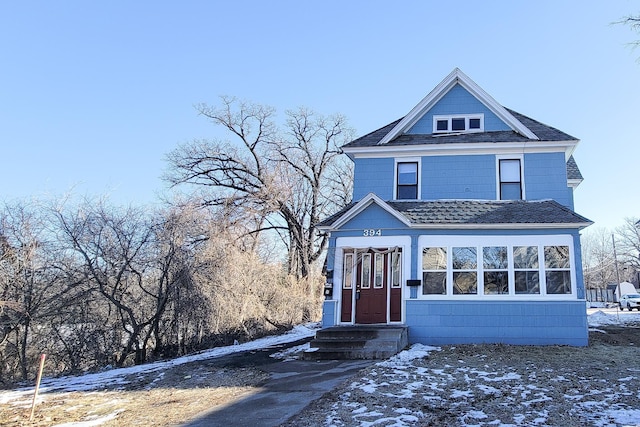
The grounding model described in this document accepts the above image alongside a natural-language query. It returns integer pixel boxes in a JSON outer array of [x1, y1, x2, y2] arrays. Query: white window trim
[[496, 155, 526, 200], [418, 234, 577, 301], [433, 114, 484, 134], [394, 157, 421, 200]]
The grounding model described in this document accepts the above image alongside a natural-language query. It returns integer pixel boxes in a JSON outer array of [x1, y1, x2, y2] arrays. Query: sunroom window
[[418, 237, 574, 298]]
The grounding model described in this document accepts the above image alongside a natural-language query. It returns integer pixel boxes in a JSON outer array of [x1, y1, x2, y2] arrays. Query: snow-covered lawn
[[286, 310, 640, 427]]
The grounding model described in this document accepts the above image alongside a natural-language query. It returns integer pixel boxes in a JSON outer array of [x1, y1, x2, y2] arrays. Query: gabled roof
[[319, 197, 592, 231], [566, 155, 583, 181], [377, 68, 538, 145], [322, 193, 411, 230], [343, 70, 579, 150]]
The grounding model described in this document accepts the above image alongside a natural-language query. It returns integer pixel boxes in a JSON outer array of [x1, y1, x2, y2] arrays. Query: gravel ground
[[283, 326, 640, 427]]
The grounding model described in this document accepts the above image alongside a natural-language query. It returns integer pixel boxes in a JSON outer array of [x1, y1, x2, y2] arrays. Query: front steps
[[303, 325, 408, 360]]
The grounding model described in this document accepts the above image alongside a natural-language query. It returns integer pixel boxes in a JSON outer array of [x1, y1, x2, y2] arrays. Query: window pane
[[483, 246, 508, 269], [500, 159, 521, 181], [374, 253, 384, 288], [453, 272, 477, 294], [423, 272, 446, 295], [343, 253, 353, 289], [397, 185, 418, 200], [546, 271, 571, 294], [361, 254, 371, 288], [398, 162, 417, 184], [484, 271, 509, 294], [515, 271, 539, 294], [391, 253, 401, 288], [500, 182, 522, 200], [452, 247, 477, 269], [436, 119, 448, 131], [545, 246, 570, 269], [423, 247, 447, 270], [514, 246, 538, 269], [452, 118, 465, 131], [469, 118, 481, 129]]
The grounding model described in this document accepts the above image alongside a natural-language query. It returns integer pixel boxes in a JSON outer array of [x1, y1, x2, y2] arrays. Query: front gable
[[377, 68, 538, 144], [320, 193, 410, 231], [407, 84, 511, 134]]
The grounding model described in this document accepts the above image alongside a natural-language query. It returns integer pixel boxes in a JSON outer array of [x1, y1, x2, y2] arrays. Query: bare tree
[[616, 14, 640, 49], [0, 202, 86, 380], [581, 226, 617, 290], [166, 97, 354, 278], [615, 218, 640, 276]]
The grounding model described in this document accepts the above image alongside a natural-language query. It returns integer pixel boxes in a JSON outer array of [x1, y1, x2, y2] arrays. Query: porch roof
[[319, 198, 592, 230]]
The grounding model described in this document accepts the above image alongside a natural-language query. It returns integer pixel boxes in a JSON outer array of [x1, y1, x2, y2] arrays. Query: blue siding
[[406, 300, 587, 346], [340, 203, 408, 230], [524, 152, 571, 207], [322, 300, 337, 327], [353, 158, 394, 200], [423, 155, 495, 199], [407, 84, 511, 134]]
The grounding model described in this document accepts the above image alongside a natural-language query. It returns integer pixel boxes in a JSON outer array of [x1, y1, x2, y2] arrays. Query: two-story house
[[318, 68, 591, 346]]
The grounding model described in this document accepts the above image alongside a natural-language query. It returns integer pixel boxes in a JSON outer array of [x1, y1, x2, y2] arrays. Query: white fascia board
[[567, 178, 583, 189], [408, 222, 593, 230], [377, 68, 539, 145], [344, 140, 578, 158], [327, 192, 411, 230]]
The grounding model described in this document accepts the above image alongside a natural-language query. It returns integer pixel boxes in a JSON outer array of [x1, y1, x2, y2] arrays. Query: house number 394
[[363, 229, 382, 236]]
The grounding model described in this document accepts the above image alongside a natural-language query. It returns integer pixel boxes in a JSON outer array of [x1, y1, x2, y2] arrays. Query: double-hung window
[[396, 161, 418, 200], [499, 159, 523, 200]]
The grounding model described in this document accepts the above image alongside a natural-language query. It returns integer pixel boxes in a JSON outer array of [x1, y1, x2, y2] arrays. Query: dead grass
[[1, 365, 269, 427]]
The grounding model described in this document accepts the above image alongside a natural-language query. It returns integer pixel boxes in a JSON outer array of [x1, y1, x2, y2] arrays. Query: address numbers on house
[[363, 229, 382, 236]]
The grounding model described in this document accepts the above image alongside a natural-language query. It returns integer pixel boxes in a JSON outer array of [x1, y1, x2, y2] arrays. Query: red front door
[[341, 248, 402, 324], [355, 250, 387, 324]]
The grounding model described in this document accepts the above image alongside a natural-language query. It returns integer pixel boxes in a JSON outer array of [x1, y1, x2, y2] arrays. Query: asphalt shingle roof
[[319, 199, 591, 228], [343, 108, 577, 149], [566, 155, 583, 181]]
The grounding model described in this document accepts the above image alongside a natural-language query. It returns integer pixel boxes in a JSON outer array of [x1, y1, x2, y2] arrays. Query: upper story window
[[396, 161, 418, 199], [433, 114, 484, 134], [499, 158, 523, 200]]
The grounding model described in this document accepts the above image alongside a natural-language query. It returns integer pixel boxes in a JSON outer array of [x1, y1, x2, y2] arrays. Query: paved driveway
[[181, 340, 372, 427]]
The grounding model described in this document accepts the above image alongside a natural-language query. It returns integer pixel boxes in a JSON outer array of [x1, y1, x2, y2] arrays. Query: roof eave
[[408, 222, 593, 230]]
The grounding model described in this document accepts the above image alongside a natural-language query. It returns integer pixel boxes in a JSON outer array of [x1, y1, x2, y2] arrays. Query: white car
[[619, 293, 640, 311]]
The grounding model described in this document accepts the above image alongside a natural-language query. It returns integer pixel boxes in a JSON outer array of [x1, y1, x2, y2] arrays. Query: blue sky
[[1, 1, 638, 231]]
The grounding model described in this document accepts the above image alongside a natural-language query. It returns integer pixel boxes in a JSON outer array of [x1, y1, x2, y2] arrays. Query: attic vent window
[[433, 114, 484, 134]]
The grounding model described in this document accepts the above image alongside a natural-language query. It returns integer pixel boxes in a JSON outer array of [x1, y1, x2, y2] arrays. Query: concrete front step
[[303, 326, 408, 360]]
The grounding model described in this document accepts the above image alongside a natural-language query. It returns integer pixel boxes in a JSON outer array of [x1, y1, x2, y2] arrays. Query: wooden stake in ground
[[29, 354, 46, 421]]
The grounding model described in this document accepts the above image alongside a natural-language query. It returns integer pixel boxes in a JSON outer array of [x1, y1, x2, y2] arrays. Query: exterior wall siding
[[353, 157, 395, 200], [423, 154, 495, 199], [407, 84, 511, 134], [322, 300, 337, 327], [524, 152, 572, 208], [406, 300, 588, 346]]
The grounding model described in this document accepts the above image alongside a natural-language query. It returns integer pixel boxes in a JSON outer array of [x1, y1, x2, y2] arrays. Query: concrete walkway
[[181, 343, 372, 427]]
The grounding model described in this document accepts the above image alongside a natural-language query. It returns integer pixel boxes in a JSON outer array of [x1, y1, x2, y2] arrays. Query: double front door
[[340, 248, 402, 324]]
